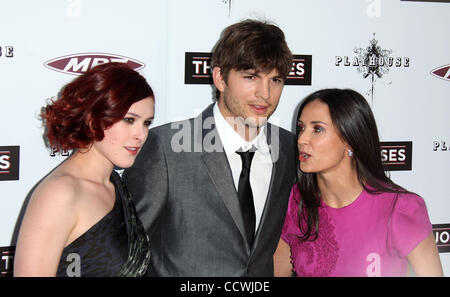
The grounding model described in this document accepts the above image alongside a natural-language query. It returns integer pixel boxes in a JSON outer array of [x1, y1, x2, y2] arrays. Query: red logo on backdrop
[[44, 53, 145, 75], [431, 64, 450, 81]]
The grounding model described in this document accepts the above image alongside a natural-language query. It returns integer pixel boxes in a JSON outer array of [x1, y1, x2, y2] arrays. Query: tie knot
[[236, 150, 255, 170]]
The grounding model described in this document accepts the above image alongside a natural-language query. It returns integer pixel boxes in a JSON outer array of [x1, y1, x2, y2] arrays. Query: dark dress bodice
[[56, 172, 150, 277]]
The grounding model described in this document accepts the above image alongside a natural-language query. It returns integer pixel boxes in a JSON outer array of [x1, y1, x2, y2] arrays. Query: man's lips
[[249, 104, 269, 114]]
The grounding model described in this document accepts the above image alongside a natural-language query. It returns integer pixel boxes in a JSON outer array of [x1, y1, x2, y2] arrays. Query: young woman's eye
[[123, 117, 134, 124], [297, 124, 305, 134], [144, 120, 152, 128]]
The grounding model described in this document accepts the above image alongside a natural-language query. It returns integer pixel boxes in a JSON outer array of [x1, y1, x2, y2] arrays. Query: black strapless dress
[[56, 171, 150, 277]]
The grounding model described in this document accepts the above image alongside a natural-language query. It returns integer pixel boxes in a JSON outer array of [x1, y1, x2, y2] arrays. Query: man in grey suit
[[123, 19, 296, 276]]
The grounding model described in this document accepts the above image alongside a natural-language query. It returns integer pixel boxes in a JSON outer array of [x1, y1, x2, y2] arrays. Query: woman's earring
[[347, 149, 353, 157]]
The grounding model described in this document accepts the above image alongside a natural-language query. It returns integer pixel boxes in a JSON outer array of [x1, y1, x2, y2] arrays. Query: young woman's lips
[[125, 146, 140, 155], [249, 104, 268, 115]]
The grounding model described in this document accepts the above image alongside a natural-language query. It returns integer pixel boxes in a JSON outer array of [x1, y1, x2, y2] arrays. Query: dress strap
[[113, 172, 151, 277]]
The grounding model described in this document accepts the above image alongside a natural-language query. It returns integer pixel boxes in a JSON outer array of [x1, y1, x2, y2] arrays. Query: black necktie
[[236, 150, 256, 247]]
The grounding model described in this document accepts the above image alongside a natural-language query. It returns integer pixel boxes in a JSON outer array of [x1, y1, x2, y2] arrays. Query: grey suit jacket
[[122, 104, 296, 276]]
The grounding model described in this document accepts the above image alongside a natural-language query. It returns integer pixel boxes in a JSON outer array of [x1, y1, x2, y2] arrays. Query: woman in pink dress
[[274, 88, 443, 277]]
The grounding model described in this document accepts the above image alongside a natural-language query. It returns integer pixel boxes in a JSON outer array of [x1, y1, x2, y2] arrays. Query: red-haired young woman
[[14, 62, 154, 276]]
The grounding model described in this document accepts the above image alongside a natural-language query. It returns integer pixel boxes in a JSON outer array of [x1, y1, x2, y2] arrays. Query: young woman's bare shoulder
[[14, 173, 82, 276], [28, 172, 83, 216]]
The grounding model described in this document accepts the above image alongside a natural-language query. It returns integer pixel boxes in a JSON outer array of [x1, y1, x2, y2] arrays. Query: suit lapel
[[252, 123, 289, 251], [198, 105, 248, 246], [201, 153, 247, 242], [253, 149, 288, 245]]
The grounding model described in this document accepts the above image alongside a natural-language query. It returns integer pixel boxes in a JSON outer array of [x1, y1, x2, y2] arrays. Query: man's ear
[[212, 67, 225, 93]]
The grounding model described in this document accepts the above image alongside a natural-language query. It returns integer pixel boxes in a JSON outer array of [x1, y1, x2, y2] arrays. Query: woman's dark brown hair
[[295, 88, 409, 241]]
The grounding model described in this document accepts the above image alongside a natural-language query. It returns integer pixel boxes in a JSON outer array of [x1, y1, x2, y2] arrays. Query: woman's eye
[[313, 126, 324, 133], [144, 120, 152, 127], [123, 117, 134, 124]]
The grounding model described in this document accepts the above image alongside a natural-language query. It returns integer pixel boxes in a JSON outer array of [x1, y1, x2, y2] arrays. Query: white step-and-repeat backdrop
[[1, 0, 449, 276]]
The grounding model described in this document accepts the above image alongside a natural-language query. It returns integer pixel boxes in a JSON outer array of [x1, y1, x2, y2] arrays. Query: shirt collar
[[213, 103, 270, 156]]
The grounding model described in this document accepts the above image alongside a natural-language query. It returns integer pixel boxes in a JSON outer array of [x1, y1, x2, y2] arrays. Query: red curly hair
[[43, 62, 154, 152]]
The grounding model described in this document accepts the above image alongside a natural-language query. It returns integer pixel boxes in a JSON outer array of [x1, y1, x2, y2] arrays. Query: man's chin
[[244, 115, 269, 129]]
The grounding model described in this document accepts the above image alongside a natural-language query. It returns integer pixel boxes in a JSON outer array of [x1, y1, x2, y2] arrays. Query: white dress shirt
[[213, 103, 273, 232]]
